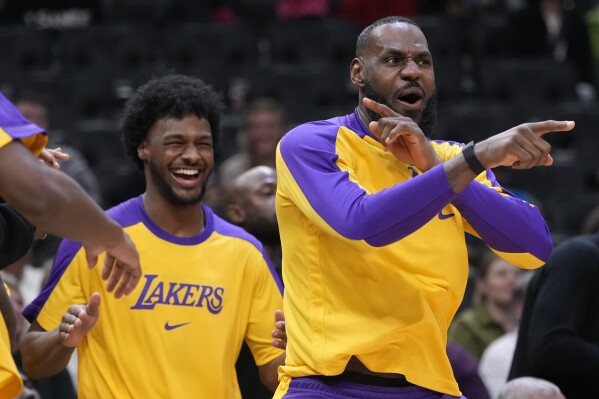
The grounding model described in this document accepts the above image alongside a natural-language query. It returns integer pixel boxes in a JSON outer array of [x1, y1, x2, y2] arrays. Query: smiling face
[[138, 115, 214, 206], [352, 21, 437, 130]]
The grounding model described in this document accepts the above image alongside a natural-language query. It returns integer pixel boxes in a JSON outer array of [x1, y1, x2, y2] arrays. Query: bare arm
[[20, 293, 100, 379], [0, 142, 141, 297], [258, 352, 285, 392]]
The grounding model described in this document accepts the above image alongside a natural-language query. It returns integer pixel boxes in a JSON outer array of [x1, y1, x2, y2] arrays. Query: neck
[[484, 301, 517, 332], [356, 100, 373, 131], [142, 191, 205, 237]]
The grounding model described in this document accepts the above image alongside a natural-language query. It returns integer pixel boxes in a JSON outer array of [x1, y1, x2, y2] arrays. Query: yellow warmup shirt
[[24, 197, 284, 399], [274, 109, 552, 396]]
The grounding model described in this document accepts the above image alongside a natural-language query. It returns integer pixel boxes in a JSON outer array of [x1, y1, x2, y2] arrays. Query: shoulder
[[105, 196, 144, 228], [210, 211, 265, 254], [280, 118, 345, 150]]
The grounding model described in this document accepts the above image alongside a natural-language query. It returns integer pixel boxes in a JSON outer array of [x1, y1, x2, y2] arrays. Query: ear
[[224, 204, 246, 225], [350, 58, 365, 88], [137, 140, 149, 162]]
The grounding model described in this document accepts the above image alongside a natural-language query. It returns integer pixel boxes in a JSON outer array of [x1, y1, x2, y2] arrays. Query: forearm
[[19, 325, 75, 379], [451, 181, 551, 262], [0, 142, 123, 248], [258, 352, 285, 392]]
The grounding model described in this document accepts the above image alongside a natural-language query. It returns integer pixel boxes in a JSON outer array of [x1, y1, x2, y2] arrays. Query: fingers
[[85, 293, 101, 318], [104, 258, 126, 297], [84, 245, 100, 269], [528, 120, 575, 136], [363, 97, 399, 118], [113, 269, 141, 298]]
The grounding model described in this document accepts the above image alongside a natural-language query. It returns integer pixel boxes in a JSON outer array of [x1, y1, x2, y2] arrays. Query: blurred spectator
[[448, 250, 522, 360], [223, 165, 281, 276], [507, 0, 596, 101], [498, 377, 565, 399], [218, 97, 287, 185], [447, 343, 491, 399], [509, 232, 599, 398], [478, 270, 534, 399]]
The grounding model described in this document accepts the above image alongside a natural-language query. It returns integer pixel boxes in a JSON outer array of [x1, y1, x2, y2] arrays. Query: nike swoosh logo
[[438, 210, 455, 220], [164, 321, 191, 331]]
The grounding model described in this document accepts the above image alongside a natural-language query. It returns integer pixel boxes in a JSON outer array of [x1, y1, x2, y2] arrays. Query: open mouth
[[172, 168, 201, 187]]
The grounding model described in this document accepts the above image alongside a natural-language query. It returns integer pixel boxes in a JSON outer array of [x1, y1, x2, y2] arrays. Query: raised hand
[[271, 309, 286, 349], [59, 292, 100, 348], [84, 232, 141, 299], [363, 97, 441, 171], [476, 120, 575, 170]]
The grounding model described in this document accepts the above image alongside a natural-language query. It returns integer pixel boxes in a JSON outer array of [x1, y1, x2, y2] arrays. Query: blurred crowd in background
[[1, 0, 599, 398]]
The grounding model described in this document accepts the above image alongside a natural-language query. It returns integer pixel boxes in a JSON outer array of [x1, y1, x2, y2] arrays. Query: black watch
[[462, 141, 486, 175]]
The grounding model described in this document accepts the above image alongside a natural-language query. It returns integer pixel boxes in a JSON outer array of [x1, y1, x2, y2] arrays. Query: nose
[[181, 144, 204, 165], [400, 59, 422, 81]]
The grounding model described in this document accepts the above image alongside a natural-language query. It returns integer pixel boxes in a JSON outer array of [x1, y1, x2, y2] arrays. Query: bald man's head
[[499, 377, 565, 399], [223, 166, 279, 245]]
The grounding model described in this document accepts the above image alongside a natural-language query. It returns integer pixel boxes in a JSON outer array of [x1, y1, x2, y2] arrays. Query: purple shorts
[[281, 375, 466, 399]]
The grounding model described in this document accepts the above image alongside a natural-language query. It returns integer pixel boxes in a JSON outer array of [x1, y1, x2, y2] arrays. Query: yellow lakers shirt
[[274, 109, 551, 396], [24, 197, 284, 399]]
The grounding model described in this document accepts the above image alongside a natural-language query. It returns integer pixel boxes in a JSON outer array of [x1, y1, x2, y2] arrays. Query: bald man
[[498, 377, 565, 399], [223, 166, 280, 274]]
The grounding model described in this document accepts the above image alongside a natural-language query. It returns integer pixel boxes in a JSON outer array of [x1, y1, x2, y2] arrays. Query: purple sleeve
[[279, 122, 458, 247], [451, 179, 552, 261], [22, 239, 82, 322]]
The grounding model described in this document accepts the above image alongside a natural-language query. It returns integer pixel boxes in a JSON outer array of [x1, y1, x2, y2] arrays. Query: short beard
[[148, 160, 209, 206], [363, 82, 438, 138]]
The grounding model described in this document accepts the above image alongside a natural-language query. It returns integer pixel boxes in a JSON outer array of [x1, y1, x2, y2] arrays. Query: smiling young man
[[273, 16, 575, 398], [18, 75, 285, 399]]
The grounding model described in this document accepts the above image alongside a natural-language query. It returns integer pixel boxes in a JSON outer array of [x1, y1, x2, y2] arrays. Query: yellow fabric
[[0, 313, 22, 399], [36, 215, 283, 399], [0, 127, 47, 156], [274, 128, 541, 397]]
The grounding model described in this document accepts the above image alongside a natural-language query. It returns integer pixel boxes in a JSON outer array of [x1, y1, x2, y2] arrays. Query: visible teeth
[[173, 169, 198, 176]]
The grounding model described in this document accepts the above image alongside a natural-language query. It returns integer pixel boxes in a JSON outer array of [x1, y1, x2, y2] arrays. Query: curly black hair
[[120, 74, 224, 170]]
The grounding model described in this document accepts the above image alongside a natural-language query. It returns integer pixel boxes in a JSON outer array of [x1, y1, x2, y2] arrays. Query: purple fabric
[[0, 91, 45, 137], [282, 377, 466, 398], [446, 344, 490, 399], [278, 111, 458, 247], [451, 181, 552, 261]]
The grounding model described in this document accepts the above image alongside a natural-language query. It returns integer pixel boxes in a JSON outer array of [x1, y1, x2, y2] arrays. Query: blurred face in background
[[244, 109, 286, 164], [477, 257, 521, 307]]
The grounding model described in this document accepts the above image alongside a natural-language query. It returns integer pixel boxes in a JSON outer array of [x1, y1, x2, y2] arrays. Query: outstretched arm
[[19, 292, 101, 379], [0, 142, 141, 297]]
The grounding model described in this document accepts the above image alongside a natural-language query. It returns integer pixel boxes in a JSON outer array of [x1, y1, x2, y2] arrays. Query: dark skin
[[350, 22, 574, 195]]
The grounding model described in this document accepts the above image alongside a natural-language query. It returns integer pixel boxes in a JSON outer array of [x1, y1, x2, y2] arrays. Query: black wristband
[[462, 141, 486, 175]]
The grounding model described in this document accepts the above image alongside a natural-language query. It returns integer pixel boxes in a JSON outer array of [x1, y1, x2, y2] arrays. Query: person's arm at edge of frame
[[0, 141, 141, 297]]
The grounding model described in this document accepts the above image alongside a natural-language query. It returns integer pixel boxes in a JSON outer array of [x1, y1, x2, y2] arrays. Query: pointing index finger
[[530, 120, 575, 136], [363, 97, 400, 118]]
